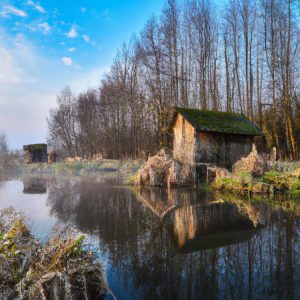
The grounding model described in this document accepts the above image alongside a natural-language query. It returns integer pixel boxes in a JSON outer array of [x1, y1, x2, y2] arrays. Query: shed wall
[[195, 132, 253, 168], [24, 147, 48, 163], [173, 114, 195, 165]]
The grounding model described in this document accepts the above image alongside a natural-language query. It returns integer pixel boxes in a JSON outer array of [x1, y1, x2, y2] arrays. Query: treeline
[[0, 133, 21, 171], [48, 0, 300, 159]]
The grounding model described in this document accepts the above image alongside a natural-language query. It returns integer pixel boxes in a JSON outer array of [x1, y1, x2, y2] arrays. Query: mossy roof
[[23, 143, 47, 151], [173, 107, 262, 136]]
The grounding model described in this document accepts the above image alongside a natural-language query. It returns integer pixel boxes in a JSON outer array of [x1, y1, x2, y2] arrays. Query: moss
[[23, 144, 47, 151], [215, 167, 300, 199], [124, 174, 138, 185], [251, 181, 270, 194], [174, 107, 262, 136], [68, 236, 85, 256], [263, 171, 282, 182], [0, 219, 30, 256], [235, 171, 253, 186], [263, 170, 298, 191], [214, 177, 242, 192], [290, 181, 300, 198], [198, 183, 214, 192]]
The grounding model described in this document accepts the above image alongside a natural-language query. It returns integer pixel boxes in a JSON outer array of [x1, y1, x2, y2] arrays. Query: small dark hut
[[170, 108, 262, 169], [23, 143, 48, 163]]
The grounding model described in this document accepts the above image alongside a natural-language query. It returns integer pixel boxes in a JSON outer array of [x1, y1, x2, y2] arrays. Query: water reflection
[[23, 177, 47, 194], [135, 188, 260, 251], [44, 176, 300, 299]]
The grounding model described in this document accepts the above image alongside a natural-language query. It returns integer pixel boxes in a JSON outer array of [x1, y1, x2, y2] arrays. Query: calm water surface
[[0, 174, 300, 300]]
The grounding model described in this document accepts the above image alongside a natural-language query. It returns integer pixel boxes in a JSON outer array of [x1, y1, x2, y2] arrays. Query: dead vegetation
[[135, 149, 195, 187], [0, 208, 107, 299], [232, 146, 271, 177]]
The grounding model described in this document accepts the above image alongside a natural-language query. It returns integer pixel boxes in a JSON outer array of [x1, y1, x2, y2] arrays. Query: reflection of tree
[[47, 177, 79, 223], [46, 178, 300, 299]]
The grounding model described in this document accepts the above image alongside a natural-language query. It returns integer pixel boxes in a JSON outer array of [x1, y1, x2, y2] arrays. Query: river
[[0, 174, 299, 299]]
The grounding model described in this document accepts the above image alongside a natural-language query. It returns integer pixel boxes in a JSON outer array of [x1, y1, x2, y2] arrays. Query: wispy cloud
[[38, 22, 51, 34], [70, 66, 110, 93], [68, 47, 76, 52], [0, 47, 23, 83], [82, 34, 96, 46], [1, 5, 27, 18], [27, 0, 45, 14], [62, 57, 73, 66], [82, 34, 90, 43], [66, 26, 77, 38], [0, 31, 38, 85]]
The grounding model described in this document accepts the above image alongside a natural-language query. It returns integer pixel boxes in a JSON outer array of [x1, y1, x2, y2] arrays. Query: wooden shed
[[23, 144, 48, 163], [170, 108, 262, 170]]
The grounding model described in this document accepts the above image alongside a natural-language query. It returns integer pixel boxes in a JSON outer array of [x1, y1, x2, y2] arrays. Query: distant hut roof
[[23, 143, 47, 151], [171, 107, 262, 136]]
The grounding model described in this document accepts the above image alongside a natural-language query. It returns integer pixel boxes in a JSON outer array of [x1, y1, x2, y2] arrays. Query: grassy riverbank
[[10, 159, 143, 180], [214, 161, 300, 198]]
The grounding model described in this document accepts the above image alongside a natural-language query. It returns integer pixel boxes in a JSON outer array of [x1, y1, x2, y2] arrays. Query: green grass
[[214, 167, 300, 199], [198, 182, 214, 192], [19, 159, 143, 181]]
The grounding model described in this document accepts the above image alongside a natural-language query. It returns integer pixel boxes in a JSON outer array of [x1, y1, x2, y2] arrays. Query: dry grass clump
[[0, 208, 107, 299], [136, 149, 173, 186], [232, 147, 271, 177], [135, 149, 195, 187], [0, 208, 40, 298]]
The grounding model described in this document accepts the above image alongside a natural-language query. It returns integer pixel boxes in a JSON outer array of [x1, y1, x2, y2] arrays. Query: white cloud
[[70, 66, 110, 93], [27, 0, 45, 13], [62, 57, 73, 66], [1, 5, 27, 18], [0, 26, 109, 149], [38, 22, 51, 34], [68, 47, 76, 52], [66, 26, 77, 38], [82, 34, 90, 43], [0, 28, 55, 149], [0, 47, 23, 83], [82, 34, 96, 46], [0, 32, 38, 84], [0, 27, 108, 149], [13, 33, 39, 71], [80, 7, 86, 13]]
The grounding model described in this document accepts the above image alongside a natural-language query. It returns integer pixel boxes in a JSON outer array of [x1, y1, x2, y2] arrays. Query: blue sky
[[0, 0, 165, 149]]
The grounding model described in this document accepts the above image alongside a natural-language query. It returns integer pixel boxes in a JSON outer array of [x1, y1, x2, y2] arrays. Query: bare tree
[[0, 133, 8, 153], [46, 0, 300, 159]]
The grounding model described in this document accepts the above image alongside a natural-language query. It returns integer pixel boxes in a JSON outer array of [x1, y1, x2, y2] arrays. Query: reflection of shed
[[23, 144, 48, 163], [172, 202, 257, 251], [170, 108, 262, 169], [23, 177, 47, 194], [134, 187, 260, 252]]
